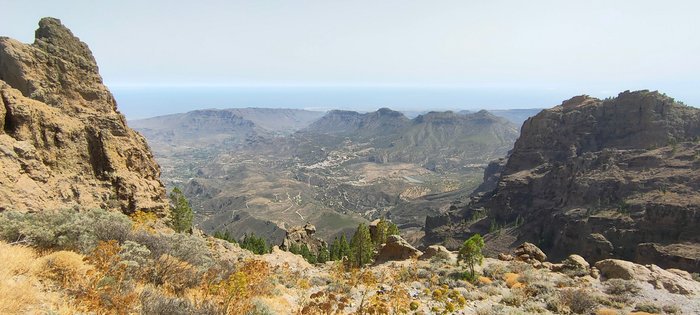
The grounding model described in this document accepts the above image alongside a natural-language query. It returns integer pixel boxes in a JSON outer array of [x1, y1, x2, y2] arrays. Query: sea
[[110, 86, 594, 120]]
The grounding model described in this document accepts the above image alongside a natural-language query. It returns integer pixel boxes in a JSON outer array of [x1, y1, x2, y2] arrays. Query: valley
[[131, 108, 532, 243]]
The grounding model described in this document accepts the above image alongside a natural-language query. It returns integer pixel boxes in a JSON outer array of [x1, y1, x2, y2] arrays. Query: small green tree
[[213, 230, 237, 244], [329, 237, 341, 261], [317, 244, 330, 263], [300, 244, 317, 263], [339, 234, 350, 259], [350, 223, 374, 267], [169, 187, 193, 233], [240, 233, 270, 255], [458, 234, 485, 280], [386, 221, 400, 237]]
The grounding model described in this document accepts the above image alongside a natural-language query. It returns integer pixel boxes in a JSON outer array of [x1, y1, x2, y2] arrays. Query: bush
[[33, 250, 91, 287], [604, 279, 641, 296], [634, 303, 661, 314], [559, 289, 599, 314], [0, 208, 131, 253], [127, 230, 213, 269]]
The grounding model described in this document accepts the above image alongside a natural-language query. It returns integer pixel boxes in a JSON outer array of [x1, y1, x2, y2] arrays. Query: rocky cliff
[[0, 18, 167, 214], [426, 90, 700, 272]]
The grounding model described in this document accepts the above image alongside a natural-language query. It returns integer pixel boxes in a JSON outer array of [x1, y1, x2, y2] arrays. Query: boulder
[[515, 242, 547, 262], [595, 259, 700, 295], [561, 254, 590, 276], [375, 235, 422, 264], [419, 245, 453, 260]]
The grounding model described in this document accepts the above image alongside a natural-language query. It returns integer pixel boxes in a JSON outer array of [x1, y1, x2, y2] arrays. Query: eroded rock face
[[0, 18, 168, 214], [425, 90, 700, 272], [280, 223, 327, 253], [375, 235, 422, 264]]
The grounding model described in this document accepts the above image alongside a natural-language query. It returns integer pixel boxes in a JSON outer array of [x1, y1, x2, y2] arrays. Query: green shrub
[[0, 208, 131, 253]]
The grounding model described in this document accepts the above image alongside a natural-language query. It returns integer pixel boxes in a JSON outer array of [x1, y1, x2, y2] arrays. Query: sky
[[2, 1, 699, 118]]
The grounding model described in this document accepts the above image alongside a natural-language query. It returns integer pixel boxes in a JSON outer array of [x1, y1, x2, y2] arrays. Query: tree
[[339, 234, 350, 260], [169, 187, 193, 233], [213, 230, 237, 244], [349, 223, 374, 267], [329, 237, 341, 261], [457, 234, 485, 280], [372, 219, 401, 247], [317, 244, 330, 263], [240, 233, 270, 255], [300, 244, 317, 264], [386, 222, 400, 237]]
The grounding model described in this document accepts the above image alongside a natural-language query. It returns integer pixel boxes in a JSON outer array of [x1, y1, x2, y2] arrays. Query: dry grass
[[596, 308, 620, 315], [32, 250, 91, 287], [0, 241, 40, 314]]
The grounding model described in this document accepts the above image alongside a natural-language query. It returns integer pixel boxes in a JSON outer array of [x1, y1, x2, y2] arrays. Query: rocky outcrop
[[419, 245, 454, 260], [514, 242, 547, 263], [0, 18, 168, 214], [425, 90, 700, 272], [595, 259, 700, 295], [375, 235, 422, 264], [280, 223, 327, 253]]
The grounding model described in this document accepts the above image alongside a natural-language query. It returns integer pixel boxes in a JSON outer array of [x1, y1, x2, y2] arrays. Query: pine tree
[[241, 233, 270, 255], [169, 187, 193, 233], [372, 219, 389, 246], [458, 234, 485, 280], [317, 244, 330, 263], [329, 237, 340, 261], [339, 234, 350, 259], [387, 222, 400, 236], [300, 244, 317, 263], [349, 223, 373, 267]]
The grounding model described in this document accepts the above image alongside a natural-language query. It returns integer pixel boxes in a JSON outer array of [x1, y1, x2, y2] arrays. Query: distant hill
[[302, 109, 519, 170], [129, 108, 326, 149], [459, 108, 542, 126]]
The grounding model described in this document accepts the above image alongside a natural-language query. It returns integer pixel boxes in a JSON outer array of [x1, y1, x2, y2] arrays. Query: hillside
[[426, 90, 700, 272]]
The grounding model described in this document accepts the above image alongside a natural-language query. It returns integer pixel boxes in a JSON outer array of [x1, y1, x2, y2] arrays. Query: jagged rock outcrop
[[419, 245, 454, 260], [280, 223, 327, 253], [375, 235, 422, 264], [0, 18, 168, 214], [425, 90, 700, 272]]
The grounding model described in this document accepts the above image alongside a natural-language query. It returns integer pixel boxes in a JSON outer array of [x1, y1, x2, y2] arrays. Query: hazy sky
[[2, 0, 699, 115]]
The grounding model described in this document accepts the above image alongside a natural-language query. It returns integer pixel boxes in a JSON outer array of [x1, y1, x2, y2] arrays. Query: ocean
[[110, 86, 589, 120]]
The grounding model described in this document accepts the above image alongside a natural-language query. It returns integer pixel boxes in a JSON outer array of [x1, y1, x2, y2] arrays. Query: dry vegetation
[[1, 208, 698, 314]]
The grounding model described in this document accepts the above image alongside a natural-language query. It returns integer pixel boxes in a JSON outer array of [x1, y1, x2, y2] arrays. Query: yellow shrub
[[596, 309, 619, 315], [0, 242, 40, 314], [504, 272, 520, 288], [478, 276, 493, 285], [130, 210, 159, 233], [511, 282, 525, 289], [33, 251, 91, 287]]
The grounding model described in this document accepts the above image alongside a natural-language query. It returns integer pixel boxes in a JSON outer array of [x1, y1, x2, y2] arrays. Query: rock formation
[[280, 223, 327, 253], [0, 18, 168, 214], [426, 90, 700, 272], [375, 235, 422, 264]]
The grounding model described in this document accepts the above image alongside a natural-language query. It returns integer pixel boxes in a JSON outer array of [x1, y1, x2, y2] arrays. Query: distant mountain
[[129, 108, 326, 149], [303, 108, 410, 137], [459, 108, 542, 126], [302, 109, 519, 170]]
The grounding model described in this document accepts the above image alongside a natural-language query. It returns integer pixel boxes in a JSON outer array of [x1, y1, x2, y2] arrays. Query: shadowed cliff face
[[0, 17, 168, 214], [426, 90, 700, 272]]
